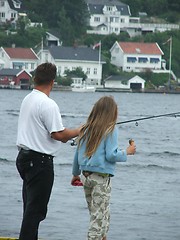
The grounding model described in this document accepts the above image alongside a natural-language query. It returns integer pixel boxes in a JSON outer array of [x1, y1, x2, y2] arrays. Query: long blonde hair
[[78, 96, 118, 157]]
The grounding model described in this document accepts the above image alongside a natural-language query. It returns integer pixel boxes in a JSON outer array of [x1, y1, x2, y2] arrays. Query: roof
[[86, 0, 130, 16], [105, 75, 145, 82], [0, 68, 31, 76], [7, 0, 22, 11], [49, 46, 106, 62], [118, 42, 163, 55], [105, 75, 130, 82], [3, 48, 38, 59]]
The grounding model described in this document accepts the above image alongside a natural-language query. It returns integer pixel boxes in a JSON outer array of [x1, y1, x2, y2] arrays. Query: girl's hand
[[71, 176, 83, 186], [126, 139, 136, 155]]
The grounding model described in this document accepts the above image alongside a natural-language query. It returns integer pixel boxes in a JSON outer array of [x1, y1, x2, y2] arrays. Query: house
[[86, 0, 132, 35], [110, 41, 165, 73], [104, 75, 145, 90], [0, 68, 32, 89], [0, 47, 39, 73], [45, 32, 62, 47], [38, 46, 106, 86], [0, 0, 22, 25], [86, 0, 179, 37]]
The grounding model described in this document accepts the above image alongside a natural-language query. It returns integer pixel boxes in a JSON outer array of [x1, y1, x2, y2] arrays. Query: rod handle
[[129, 139, 135, 146]]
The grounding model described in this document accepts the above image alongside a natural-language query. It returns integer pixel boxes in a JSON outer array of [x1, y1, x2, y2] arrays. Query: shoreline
[[1, 86, 180, 94], [95, 87, 180, 94]]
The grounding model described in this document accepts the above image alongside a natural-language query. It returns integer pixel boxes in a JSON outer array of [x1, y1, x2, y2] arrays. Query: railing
[[121, 22, 179, 30]]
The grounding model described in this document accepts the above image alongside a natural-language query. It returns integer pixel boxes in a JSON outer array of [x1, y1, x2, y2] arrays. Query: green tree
[[65, 67, 87, 80], [16, 16, 27, 35], [57, 7, 74, 46], [22, 0, 88, 44], [56, 76, 72, 86]]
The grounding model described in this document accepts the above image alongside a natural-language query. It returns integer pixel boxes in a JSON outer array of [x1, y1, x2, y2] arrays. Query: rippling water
[[0, 89, 180, 240]]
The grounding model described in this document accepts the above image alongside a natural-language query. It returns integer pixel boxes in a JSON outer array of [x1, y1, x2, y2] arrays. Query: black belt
[[20, 148, 54, 161]]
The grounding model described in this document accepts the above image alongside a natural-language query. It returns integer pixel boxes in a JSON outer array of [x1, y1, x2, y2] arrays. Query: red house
[[0, 68, 32, 89]]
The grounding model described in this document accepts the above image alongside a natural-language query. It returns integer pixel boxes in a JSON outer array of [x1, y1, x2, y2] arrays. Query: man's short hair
[[34, 63, 57, 85]]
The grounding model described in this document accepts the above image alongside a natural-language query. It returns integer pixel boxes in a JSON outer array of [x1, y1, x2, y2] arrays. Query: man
[[16, 63, 80, 240]]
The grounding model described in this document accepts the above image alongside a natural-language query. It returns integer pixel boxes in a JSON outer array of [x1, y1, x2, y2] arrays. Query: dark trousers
[[16, 149, 54, 240]]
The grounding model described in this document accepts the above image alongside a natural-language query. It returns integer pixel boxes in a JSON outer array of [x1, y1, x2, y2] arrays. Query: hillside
[[122, 0, 180, 23], [0, 0, 179, 79]]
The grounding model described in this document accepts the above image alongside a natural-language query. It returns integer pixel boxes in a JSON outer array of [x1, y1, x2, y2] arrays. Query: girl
[[71, 96, 136, 240]]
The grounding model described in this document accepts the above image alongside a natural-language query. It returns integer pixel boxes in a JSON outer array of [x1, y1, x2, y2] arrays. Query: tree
[[16, 16, 30, 35], [22, 0, 89, 44], [57, 7, 74, 46], [64, 67, 87, 80], [56, 76, 72, 86]]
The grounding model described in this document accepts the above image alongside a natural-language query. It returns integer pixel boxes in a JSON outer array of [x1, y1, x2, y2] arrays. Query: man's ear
[[50, 79, 54, 87]]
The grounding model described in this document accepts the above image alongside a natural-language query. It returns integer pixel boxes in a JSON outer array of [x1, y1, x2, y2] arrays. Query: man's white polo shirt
[[17, 89, 65, 156]]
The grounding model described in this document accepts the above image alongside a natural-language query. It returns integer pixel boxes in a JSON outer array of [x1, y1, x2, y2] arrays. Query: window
[[127, 57, 137, 63], [14, 2, 20, 8], [94, 17, 100, 22], [107, 6, 113, 11], [121, 18, 125, 23], [13, 62, 24, 69], [115, 17, 119, 23], [110, 17, 114, 22], [138, 57, 148, 63], [25, 63, 28, 69], [86, 68, 90, 75], [94, 68, 97, 75], [150, 58, 160, 63], [31, 63, 35, 69], [0, 12, 5, 18], [11, 13, 16, 19]]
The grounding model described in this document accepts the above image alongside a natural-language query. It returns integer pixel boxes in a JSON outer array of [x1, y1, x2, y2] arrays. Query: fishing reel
[[71, 138, 77, 146]]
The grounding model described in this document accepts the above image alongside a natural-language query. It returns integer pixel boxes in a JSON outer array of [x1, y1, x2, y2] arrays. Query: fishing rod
[[70, 111, 180, 146], [116, 111, 180, 126]]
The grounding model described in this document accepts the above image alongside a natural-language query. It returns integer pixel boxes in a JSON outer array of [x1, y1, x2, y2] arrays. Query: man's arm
[[51, 127, 80, 143]]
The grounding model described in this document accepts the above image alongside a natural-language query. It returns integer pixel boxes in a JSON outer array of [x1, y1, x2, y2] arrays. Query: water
[[0, 89, 180, 240]]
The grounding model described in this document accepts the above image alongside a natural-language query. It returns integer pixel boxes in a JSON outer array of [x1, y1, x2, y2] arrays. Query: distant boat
[[71, 84, 96, 92]]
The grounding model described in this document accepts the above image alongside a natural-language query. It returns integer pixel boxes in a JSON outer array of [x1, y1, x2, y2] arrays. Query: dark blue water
[[0, 89, 180, 240]]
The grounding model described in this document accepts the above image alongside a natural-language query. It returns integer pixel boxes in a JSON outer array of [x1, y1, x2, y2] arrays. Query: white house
[[0, 0, 22, 24], [45, 32, 62, 47], [86, 0, 179, 37], [86, 0, 132, 35], [0, 47, 39, 72], [38, 46, 106, 86], [104, 75, 145, 90], [110, 41, 165, 73]]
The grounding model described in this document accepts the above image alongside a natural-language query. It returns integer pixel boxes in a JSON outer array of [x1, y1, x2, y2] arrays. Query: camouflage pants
[[82, 173, 111, 240]]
